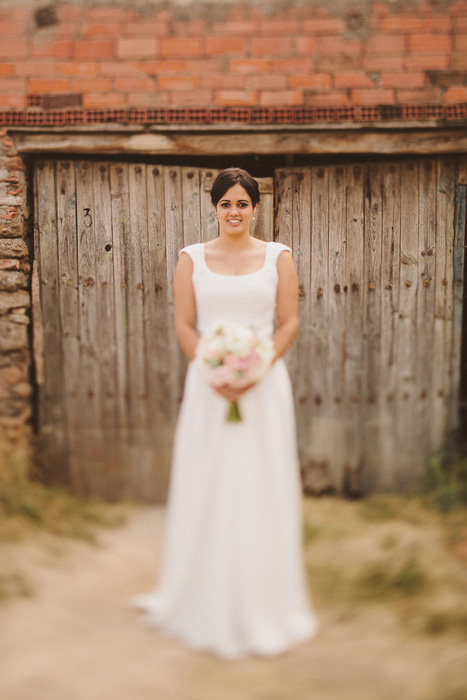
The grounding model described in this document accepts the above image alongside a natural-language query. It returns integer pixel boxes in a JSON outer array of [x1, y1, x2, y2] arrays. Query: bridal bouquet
[[196, 321, 275, 422]]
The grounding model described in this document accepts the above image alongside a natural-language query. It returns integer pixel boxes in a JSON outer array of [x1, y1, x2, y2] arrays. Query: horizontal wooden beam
[[10, 126, 467, 156]]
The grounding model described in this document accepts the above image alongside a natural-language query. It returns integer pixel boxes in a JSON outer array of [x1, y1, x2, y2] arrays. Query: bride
[[132, 167, 318, 659]]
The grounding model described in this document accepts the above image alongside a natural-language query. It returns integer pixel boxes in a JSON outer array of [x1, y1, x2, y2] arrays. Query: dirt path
[[1, 499, 467, 700]]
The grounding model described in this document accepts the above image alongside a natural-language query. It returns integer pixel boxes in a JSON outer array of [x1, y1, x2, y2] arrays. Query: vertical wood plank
[[252, 178, 274, 242], [396, 160, 421, 487], [432, 160, 455, 449], [326, 165, 347, 488], [181, 167, 202, 247], [308, 166, 331, 482], [343, 163, 365, 493], [127, 163, 149, 433], [379, 162, 401, 488], [34, 161, 66, 482], [362, 163, 383, 491], [450, 178, 467, 428], [164, 167, 185, 422], [109, 163, 130, 437], [200, 168, 219, 241], [417, 160, 437, 459], [55, 160, 81, 489], [146, 164, 172, 499]]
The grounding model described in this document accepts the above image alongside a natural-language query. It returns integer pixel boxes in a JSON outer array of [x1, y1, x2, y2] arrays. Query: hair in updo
[[210, 168, 260, 208]]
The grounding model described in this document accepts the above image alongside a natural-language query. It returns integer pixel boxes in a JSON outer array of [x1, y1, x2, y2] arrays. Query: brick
[[351, 89, 395, 104], [171, 90, 213, 106], [115, 76, 156, 92], [15, 62, 57, 77], [296, 37, 317, 55], [381, 17, 451, 33], [319, 37, 363, 56], [230, 59, 271, 74], [259, 90, 303, 106], [451, 53, 467, 69], [290, 74, 332, 88], [0, 39, 28, 60], [250, 37, 293, 55], [58, 63, 99, 77], [258, 20, 299, 34], [454, 18, 467, 31], [212, 21, 259, 35], [29, 79, 71, 93], [32, 40, 72, 60], [455, 34, 467, 50], [381, 72, 426, 88], [160, 38, 202, 57], [405, 54, 449, 70], [127, 92, 170, 107], [0, 22, 26, 35], [125, 22, 170, 36], [410, 35, 451, 52], [182, 59, 226, 74], [444, 86, 467, 102], [205, 37, 247, 55], [71, 78, 112, 92], [316, 57, 361, 72], [302, 18, 346, 34], [334, 72, 376, 88], [158, 76, 199, 90], [173, 20, 207, 35], [0, 64, 14, 76], [272, 59, 313, 74], [0, 94, 26, 108], [304, 91, 349, 106], [215, 90, 258, 106], [202, 75, 246, 89], [117, 39, 158, 60], [0, 78, 26, 92], [74, 41, 114, 60], [363, 56, 404, 71], [82, 23, 124, 36], [100, 61, 146, 76], [88, 7, 130, 21], [0, 259, 20, 271], [83, 92, 126, 108], [396, 88, 442, 103], [366, 35, 406, 54], [246, 75, 288, 90]]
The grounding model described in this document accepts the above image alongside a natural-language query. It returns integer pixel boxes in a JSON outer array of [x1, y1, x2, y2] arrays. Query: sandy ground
[[1, 498, 467, 700]]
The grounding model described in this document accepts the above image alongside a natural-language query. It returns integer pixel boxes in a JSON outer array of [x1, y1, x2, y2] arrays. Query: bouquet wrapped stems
[[227, 400, 242, 422]]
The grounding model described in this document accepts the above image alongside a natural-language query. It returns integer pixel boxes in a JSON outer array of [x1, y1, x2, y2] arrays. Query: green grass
[[421, 451, 467, 514], [0, 447, 125, 542]]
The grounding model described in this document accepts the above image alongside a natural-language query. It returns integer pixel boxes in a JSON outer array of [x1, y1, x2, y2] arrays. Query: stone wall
[[0, 131, 31, 460]]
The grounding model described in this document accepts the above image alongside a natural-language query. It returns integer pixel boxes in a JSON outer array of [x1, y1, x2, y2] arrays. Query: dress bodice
[[179, 241, 291, 338]]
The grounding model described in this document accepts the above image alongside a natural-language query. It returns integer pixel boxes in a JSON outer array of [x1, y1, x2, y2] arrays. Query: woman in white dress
[[133, 168, 318, 659]]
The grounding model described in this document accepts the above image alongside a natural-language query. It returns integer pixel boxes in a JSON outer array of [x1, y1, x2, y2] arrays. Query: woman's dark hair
[[210, 168, 260, 208]]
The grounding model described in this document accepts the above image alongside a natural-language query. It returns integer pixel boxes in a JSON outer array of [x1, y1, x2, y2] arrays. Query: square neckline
[[202, 241, 270, 277]]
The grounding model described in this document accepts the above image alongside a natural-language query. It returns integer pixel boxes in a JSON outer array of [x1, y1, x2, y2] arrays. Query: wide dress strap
[[179, 242, 204, 270], [266, 241, 292, 266]]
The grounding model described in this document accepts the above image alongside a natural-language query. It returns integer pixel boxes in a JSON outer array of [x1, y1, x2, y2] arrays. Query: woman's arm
[[273, 250, 300, 362], [173, 252, 199, 361]]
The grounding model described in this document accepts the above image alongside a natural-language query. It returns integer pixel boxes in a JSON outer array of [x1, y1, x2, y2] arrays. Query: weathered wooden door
[[33, 160, 274, 501], [275, 158, 465, 494]]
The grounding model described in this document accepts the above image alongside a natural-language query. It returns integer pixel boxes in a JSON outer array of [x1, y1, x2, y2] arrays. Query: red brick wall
[[1, 1, 466, 113]]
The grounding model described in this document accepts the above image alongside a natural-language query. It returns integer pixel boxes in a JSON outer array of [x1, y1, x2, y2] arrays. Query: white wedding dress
[[132, 241, 318, 659]]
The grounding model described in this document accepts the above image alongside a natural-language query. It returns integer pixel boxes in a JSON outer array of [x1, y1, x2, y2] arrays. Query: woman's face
[[214, 183, 256, 237]]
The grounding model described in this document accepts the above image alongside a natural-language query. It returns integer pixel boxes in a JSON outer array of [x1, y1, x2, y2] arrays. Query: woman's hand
[[213, 382, 256, 402]]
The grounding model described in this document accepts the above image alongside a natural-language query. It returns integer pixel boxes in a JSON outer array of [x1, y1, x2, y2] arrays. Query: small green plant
[[352, 556, 429, 602], [357, 493, 401, 522], [421, 450, 467, 514]]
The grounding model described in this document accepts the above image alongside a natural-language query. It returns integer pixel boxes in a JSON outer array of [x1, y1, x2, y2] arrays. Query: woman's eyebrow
[[219, 198, 250, 203]]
